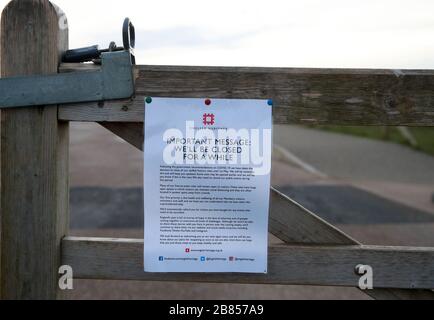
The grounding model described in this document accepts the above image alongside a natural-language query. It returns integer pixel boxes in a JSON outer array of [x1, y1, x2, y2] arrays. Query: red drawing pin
[[205, 99, 212, 106]]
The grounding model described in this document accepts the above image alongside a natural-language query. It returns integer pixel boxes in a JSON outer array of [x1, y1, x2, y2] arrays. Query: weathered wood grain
[[94, 122, 434, 299], [62, 237, 434, 289], [92, 121, 357, 245], [59, 95, 434, 297], [59, 64, 434, 126], [57, 29, 434, 299], [0, 0, 69, 299], [269, 188, 358, 245], [99, 122, 143, 150], [271, 185, 434, 299]]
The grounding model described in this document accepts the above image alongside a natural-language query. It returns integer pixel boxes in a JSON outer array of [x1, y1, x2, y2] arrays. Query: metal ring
[[123, 17, 135, 50]]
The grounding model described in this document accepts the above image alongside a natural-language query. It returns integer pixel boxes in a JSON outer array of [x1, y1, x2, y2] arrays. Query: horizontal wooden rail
[[62, 237, 434, 289], [59, 64, 434, 126]]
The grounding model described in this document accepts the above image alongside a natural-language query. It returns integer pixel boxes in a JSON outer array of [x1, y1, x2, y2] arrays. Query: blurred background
[[1, 0, 433, 299], [3, 0, 434, 69]]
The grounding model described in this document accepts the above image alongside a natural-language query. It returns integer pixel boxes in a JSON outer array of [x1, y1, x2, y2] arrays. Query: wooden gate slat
[[62, 237, 434, 290], [97, 122, 434, 299], [59, 64, 434, 126]]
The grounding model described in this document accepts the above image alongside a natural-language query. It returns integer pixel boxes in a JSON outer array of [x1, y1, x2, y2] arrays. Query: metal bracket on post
[[0, 50, 134, 108]]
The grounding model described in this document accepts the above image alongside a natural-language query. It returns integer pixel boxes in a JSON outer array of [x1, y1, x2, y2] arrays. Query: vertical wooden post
[[0, 0, 69, 299]]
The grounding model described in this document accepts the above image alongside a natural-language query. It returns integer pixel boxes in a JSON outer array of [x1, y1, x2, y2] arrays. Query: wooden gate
[[1, 0, 433, 300]]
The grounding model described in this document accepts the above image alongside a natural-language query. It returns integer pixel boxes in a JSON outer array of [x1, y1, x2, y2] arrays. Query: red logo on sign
[[185, 248, 190, 253], [203, 113, 215, 126]]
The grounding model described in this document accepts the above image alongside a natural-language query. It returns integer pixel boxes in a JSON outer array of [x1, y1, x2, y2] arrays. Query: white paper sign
[[144, 98, 272, 273]]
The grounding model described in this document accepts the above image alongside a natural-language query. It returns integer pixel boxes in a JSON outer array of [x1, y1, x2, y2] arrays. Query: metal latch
[[0, 18, 136, 109], [63, 18, 136, 65]]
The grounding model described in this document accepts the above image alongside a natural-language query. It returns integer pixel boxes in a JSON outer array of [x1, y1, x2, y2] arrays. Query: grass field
[[315, 126, 434, 156]]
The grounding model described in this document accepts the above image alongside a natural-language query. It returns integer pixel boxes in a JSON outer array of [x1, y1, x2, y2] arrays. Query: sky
[[1, 0, 434, 69]]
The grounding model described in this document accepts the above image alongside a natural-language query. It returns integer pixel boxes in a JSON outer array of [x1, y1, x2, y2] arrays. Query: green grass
[[315, 126, 434, 157]]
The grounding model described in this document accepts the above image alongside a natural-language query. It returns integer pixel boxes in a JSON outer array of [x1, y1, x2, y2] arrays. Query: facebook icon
[[159, 256, 164, 261]]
